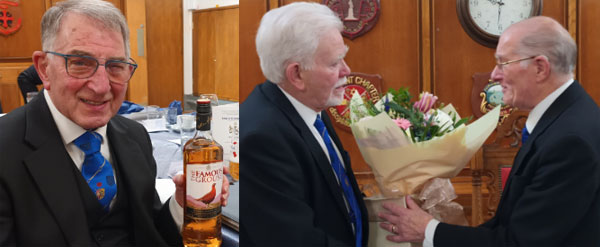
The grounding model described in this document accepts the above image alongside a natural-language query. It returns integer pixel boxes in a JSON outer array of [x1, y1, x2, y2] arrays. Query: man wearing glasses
[[0, 0, 230, 245], [378, 16, 600, 246]]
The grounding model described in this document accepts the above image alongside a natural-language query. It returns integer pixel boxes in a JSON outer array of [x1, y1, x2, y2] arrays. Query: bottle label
[[185, 161, 223, 219]]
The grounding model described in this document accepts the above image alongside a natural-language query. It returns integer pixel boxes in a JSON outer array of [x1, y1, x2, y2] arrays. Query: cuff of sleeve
[[423, 218, 440, 247], [169, 194, 184, 231]]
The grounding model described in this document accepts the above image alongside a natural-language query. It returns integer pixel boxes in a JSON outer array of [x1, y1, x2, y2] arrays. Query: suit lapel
[[106, 117, 164, 243], [23, 95, 92, 244], [511, 81, 581, 174], [499, 81, 583, 209], [261, 81, 352, 223]]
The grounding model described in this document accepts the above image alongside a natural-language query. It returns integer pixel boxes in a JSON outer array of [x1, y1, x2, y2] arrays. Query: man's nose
[[491, 65, 502, 82], [87, 65, 111, 93], [340, 60, 350, 77]]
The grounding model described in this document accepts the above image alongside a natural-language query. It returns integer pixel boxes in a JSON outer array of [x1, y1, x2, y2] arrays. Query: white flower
[[349, 91, 371, 124], [429, 109, 454, 131]]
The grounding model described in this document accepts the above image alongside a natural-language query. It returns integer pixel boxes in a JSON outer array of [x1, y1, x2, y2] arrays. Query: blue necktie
[[73, 131, 117, 212], [522, 126, 530, 144], [314, 115, 362, 247]]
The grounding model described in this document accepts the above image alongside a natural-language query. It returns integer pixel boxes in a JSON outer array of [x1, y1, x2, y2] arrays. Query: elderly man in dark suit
[[379, 16, 600, 247], [240, 2, 368, 247], [0, 0, 228, 246]]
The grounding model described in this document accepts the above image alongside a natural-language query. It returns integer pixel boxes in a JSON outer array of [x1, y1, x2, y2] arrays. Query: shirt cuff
[[423, 218, 440, 247], [169, 193, 184, 231]]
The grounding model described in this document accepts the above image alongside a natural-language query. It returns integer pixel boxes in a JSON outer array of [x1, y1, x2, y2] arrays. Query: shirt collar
[[277, 86, 321, 128], [44, 90, 108, 145], [526, 78, 574, 132]]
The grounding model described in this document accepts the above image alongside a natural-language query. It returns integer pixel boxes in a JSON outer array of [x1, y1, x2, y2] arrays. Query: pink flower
[[393, 118, 412, 130], [413, 92, 438, 113]]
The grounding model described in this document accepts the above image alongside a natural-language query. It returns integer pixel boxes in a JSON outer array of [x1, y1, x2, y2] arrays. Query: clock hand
[[497, 0, 503, 25]]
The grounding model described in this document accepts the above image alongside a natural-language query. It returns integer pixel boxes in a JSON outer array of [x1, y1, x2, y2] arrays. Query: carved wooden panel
[[470, 110, 527, 225], [0, 0, 46, 60]]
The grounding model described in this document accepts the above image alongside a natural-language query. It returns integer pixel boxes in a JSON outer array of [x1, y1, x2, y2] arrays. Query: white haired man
[[379, 16, 600, 247], [240, 2, 368, 246]]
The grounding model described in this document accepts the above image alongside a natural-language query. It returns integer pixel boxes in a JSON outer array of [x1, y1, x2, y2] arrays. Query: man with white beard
[[240, 2, 368, 247]]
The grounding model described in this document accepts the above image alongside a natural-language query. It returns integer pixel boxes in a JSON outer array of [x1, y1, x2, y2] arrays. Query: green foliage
[[368, 88, 472, 143]]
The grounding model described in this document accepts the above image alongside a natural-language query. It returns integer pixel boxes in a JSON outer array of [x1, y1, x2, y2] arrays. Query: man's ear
[[534, 55, 551, 81], [285, 62, 305, 91], [32, 51, 51, 90]]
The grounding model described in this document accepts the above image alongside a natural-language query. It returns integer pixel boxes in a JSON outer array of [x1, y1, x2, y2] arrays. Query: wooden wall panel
[[145, 0, 183, 107], [335, 0, 421, 173], [239, 0, 267, 102], [579, 0, 600, 102], [432, 0, 495, 120], [0, 83, 22, 113], [0, 64, 28, 112], [0, 0, 46, 59], [124, 0, 148, 105]]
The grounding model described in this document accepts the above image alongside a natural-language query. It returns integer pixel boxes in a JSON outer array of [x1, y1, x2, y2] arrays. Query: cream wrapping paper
[[351, 105, 500, 197], [349, 96, 500, 246]]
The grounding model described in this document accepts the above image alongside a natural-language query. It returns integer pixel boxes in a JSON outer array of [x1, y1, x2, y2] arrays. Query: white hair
[[255, 2, 343, 84], [41, 0, 131, 58], [515, 18, 577, 75]]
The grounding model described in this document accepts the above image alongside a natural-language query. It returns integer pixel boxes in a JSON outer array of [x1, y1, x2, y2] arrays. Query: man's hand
[[378, 195, 433, 243], [172, 166, 231, 208]]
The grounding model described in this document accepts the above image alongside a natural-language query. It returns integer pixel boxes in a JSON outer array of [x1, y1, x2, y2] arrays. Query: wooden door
[[193, 6, 239, 102], [145, 0, 183, 107]]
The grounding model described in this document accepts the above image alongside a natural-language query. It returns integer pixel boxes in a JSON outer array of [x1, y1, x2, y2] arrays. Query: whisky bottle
[[183, 99, 223, 247]]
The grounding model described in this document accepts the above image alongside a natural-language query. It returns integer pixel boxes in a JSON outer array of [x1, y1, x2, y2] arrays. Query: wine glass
[[200, 94, 219, 107]]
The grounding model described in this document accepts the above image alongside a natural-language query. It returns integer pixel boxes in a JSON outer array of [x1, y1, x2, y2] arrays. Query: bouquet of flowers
[[349, 88, 500, 246]]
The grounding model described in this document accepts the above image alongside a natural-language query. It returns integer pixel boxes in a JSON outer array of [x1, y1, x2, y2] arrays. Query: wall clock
[[457, 0, 543, 48]]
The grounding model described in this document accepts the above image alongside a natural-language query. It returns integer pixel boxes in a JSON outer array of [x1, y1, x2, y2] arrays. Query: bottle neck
[[196, 110, 212, 132]]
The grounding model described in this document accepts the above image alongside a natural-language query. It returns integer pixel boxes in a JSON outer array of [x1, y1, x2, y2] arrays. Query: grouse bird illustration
[[197, 183, 216, 204]]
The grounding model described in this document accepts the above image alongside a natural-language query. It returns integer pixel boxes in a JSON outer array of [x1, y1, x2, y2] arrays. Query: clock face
[[469, 0, 534, 36]]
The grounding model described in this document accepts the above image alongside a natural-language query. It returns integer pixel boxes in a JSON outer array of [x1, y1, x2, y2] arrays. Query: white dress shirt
[[278, 86, 354, 233], [423, 78, 574, 247], [277, 86, 346, 170]]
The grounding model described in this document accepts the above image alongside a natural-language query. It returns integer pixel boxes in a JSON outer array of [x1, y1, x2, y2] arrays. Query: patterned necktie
[[522, 126, 530, 144], [73, 131, 117, 212], [314, 115, 362, 247]]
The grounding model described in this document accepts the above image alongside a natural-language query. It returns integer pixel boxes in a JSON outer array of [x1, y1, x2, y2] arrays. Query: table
[[150, 131, 239, 246], [149, 131, 183, 179]]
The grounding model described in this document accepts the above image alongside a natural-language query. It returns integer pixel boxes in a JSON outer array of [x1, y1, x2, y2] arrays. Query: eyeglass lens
[[66, 56, 135, 82]]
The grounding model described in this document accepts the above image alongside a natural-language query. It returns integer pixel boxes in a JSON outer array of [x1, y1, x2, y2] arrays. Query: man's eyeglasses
[[45, 51, 138, 84], [495, 56, 537, 70]]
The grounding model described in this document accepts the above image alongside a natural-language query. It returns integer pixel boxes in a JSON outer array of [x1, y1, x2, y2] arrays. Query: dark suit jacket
[[0, 94, 182, 246], [240, 81, 369, 246], [434, 81, 600, 246]]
